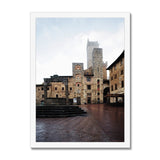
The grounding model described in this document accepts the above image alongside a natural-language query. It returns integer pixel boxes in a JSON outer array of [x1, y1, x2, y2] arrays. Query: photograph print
[[31, 12, 130, 148]]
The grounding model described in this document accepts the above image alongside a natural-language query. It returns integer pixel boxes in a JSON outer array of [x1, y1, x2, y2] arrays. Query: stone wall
[[36, 41, 109, 105], [92, 48, 103, 103], [87, 40, 99, 68], [109, 56, 124, 103], [36, 85, 51, 104]]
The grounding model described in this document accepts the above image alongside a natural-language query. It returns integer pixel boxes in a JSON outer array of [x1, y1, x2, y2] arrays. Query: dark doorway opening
[[103, 87, 110, 103], [98, 98, 100, 104], [77, 97, 81, 105], [69, 99, 73, 105], [87, 97, 91, 104]]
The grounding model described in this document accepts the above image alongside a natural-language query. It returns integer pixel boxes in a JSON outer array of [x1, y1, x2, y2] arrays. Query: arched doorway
[[103, 87, 110, 103]]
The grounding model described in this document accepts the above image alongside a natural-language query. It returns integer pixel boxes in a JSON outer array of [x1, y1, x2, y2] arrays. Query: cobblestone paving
[[36, 104, 124, 142]]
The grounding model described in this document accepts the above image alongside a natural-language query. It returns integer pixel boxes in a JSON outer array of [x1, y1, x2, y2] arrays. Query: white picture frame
[[30, 12, 130, 148]]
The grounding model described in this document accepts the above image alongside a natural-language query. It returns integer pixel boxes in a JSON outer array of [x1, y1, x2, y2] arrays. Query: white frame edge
[[30, 12, 131, 149]]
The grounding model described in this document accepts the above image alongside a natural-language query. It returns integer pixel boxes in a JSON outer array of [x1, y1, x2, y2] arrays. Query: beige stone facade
[[36, 40, 109, 105], [36, 84, 51, 104], [107, 51, 124, 103]]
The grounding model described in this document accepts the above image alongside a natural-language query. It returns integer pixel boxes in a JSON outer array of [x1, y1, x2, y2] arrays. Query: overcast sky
[[36, 18, 124, 84]]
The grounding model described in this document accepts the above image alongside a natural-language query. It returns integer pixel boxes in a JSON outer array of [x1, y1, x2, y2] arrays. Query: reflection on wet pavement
[[36, 104, 124, 142]]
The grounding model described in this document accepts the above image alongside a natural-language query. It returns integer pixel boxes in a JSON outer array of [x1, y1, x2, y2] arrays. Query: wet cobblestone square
[[36, 104, 124, 142]]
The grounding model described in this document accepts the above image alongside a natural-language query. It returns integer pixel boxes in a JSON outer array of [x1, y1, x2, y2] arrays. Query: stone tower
[[92, 48, 103, 103], [87, 40, 99, 68], [103, 61, 107, 80], [72, 63, 84, 104]]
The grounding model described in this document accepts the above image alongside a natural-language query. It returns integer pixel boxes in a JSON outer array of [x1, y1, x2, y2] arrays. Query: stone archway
[[103, 87, 110, 103]]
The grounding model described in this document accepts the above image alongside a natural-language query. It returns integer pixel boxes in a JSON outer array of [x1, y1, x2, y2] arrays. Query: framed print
[[30, 12, 130, 148]]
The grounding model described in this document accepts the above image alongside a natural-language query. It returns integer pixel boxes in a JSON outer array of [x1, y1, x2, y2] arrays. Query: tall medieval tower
[[72, 63, 84, 104], [92, 48, 103, 103], [87, 40, 99, 68]]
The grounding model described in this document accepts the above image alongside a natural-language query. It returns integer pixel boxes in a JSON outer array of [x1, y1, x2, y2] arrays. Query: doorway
[[77, 97, 81, 105], [87, 97, 91, 104]]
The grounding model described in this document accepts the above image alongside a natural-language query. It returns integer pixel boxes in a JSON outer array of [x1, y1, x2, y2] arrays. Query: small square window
[[115, 84, 117, 90], [62, 87, 64, 90], [87, 85, 91, 90], [87, 77, 91, 82], [55, 87, 57, 90]]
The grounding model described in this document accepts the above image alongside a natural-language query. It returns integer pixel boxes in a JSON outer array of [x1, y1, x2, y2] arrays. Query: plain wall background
[[0, 0, 160, 159]]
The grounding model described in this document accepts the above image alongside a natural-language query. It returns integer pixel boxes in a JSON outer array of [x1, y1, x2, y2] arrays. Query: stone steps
[[36, 105, 87, 118]]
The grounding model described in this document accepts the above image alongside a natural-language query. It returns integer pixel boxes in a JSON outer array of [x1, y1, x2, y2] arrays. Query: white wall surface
[[0, 0, 160, 159]]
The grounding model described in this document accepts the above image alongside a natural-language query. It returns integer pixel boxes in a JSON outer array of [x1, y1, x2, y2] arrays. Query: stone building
[[87, 40, 99, 68], [36, 40, 109, 105], [107, 50, 124, 103]]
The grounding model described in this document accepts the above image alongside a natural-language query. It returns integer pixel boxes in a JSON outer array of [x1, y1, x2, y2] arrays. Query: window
[[76, 83, 81, 87], [97, 79, 100, 84], [41, 87, 43, 90], [111, 85, 113, 91], [115, 84, 117, 90], [87, 85, 91, 90], [121, 70, 124, 75], [62, 87, 64, 90], [97, 92, 100, 95], [42, 94, 44, 98], [121, 81, 124, 88], [56, 94, 58, 98], [97, 85, 100, 91], [47, 87, 49, 90], [111, 76, 113, 80], [55, 87, 57, 90], [70, 87, 72, 90], [114, 74, 117, 79], [87, 77, 91, 82]]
